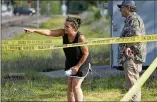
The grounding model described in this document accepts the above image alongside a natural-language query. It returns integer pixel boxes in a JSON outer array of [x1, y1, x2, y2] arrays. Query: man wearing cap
[[117, 0, 146, 101]]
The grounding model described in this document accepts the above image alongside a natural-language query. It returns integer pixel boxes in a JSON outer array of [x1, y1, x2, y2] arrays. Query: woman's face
[[64, 21, 76, 36]]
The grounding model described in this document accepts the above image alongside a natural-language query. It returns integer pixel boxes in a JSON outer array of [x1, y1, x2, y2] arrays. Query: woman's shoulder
[[78, 33, 86, 42]]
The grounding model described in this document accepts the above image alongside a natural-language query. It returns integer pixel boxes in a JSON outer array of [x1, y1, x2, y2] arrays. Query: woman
[[23, 16, 91, 102]]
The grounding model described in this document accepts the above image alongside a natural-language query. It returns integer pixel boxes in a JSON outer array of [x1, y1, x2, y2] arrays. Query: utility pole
[[0, 0, 2, 34], [108, 0, 113, 69], [0, 0, 2, 71], [36, 0, 40, 28], [47, 2, 50, 15], [20, 0, 22, 7]]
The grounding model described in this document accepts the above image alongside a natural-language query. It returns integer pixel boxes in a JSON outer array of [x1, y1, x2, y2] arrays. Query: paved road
[[1, 15, 52, 40], [40, 65, 157, 79], [40, 65, 124, 78]]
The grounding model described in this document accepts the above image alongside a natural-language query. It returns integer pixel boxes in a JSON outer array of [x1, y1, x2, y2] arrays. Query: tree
[[86, 0, 108, 7]]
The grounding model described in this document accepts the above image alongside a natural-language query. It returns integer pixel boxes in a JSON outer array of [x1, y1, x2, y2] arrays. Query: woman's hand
[[23, 28, 35, 33], [71, 66, 79, 75]]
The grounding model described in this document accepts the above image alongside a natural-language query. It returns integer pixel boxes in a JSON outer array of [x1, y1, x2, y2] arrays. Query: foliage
[[40, 1, 61, 15]]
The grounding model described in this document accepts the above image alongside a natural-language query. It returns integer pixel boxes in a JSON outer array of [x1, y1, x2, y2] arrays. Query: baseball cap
[[117, 0, 136, 8]]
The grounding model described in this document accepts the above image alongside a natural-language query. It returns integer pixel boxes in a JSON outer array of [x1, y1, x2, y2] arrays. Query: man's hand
[[23, 28, 35, 33], [125, 47, 133, 56], [71, 66, 79, 75]]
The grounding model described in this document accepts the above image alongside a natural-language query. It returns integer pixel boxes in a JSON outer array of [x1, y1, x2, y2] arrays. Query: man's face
[[120, 6, 129, 17]]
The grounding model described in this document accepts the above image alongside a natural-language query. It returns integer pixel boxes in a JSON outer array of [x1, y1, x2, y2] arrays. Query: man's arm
[[129, 18, 142, 36], [126, 18, 146, 56]]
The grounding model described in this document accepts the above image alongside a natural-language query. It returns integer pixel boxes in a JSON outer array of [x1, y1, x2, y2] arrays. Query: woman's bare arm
[[76, 34, 89, 68], [23, 28, 64, 37]]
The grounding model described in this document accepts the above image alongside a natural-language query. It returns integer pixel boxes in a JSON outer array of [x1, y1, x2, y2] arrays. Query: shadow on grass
[[38, 92, 65, 100], [83, 76, 125, 91]]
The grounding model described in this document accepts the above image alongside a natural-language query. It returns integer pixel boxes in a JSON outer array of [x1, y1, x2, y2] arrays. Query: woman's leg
[[72, 78, 84, 102], [67, 77, 75, 102]]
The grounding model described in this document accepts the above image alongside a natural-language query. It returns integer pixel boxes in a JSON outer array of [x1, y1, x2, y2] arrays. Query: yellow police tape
[[2, 38, 107, 45], [2, 34, 157, 51]]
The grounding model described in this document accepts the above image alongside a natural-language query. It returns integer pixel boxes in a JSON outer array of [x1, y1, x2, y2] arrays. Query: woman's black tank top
[[62, 31, 90, 70]]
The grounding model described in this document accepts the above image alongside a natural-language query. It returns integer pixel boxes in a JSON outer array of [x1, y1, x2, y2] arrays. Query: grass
[[2, 12, 157, 101], [2, 15, 110, 73], [1, 74, 157, 101]]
